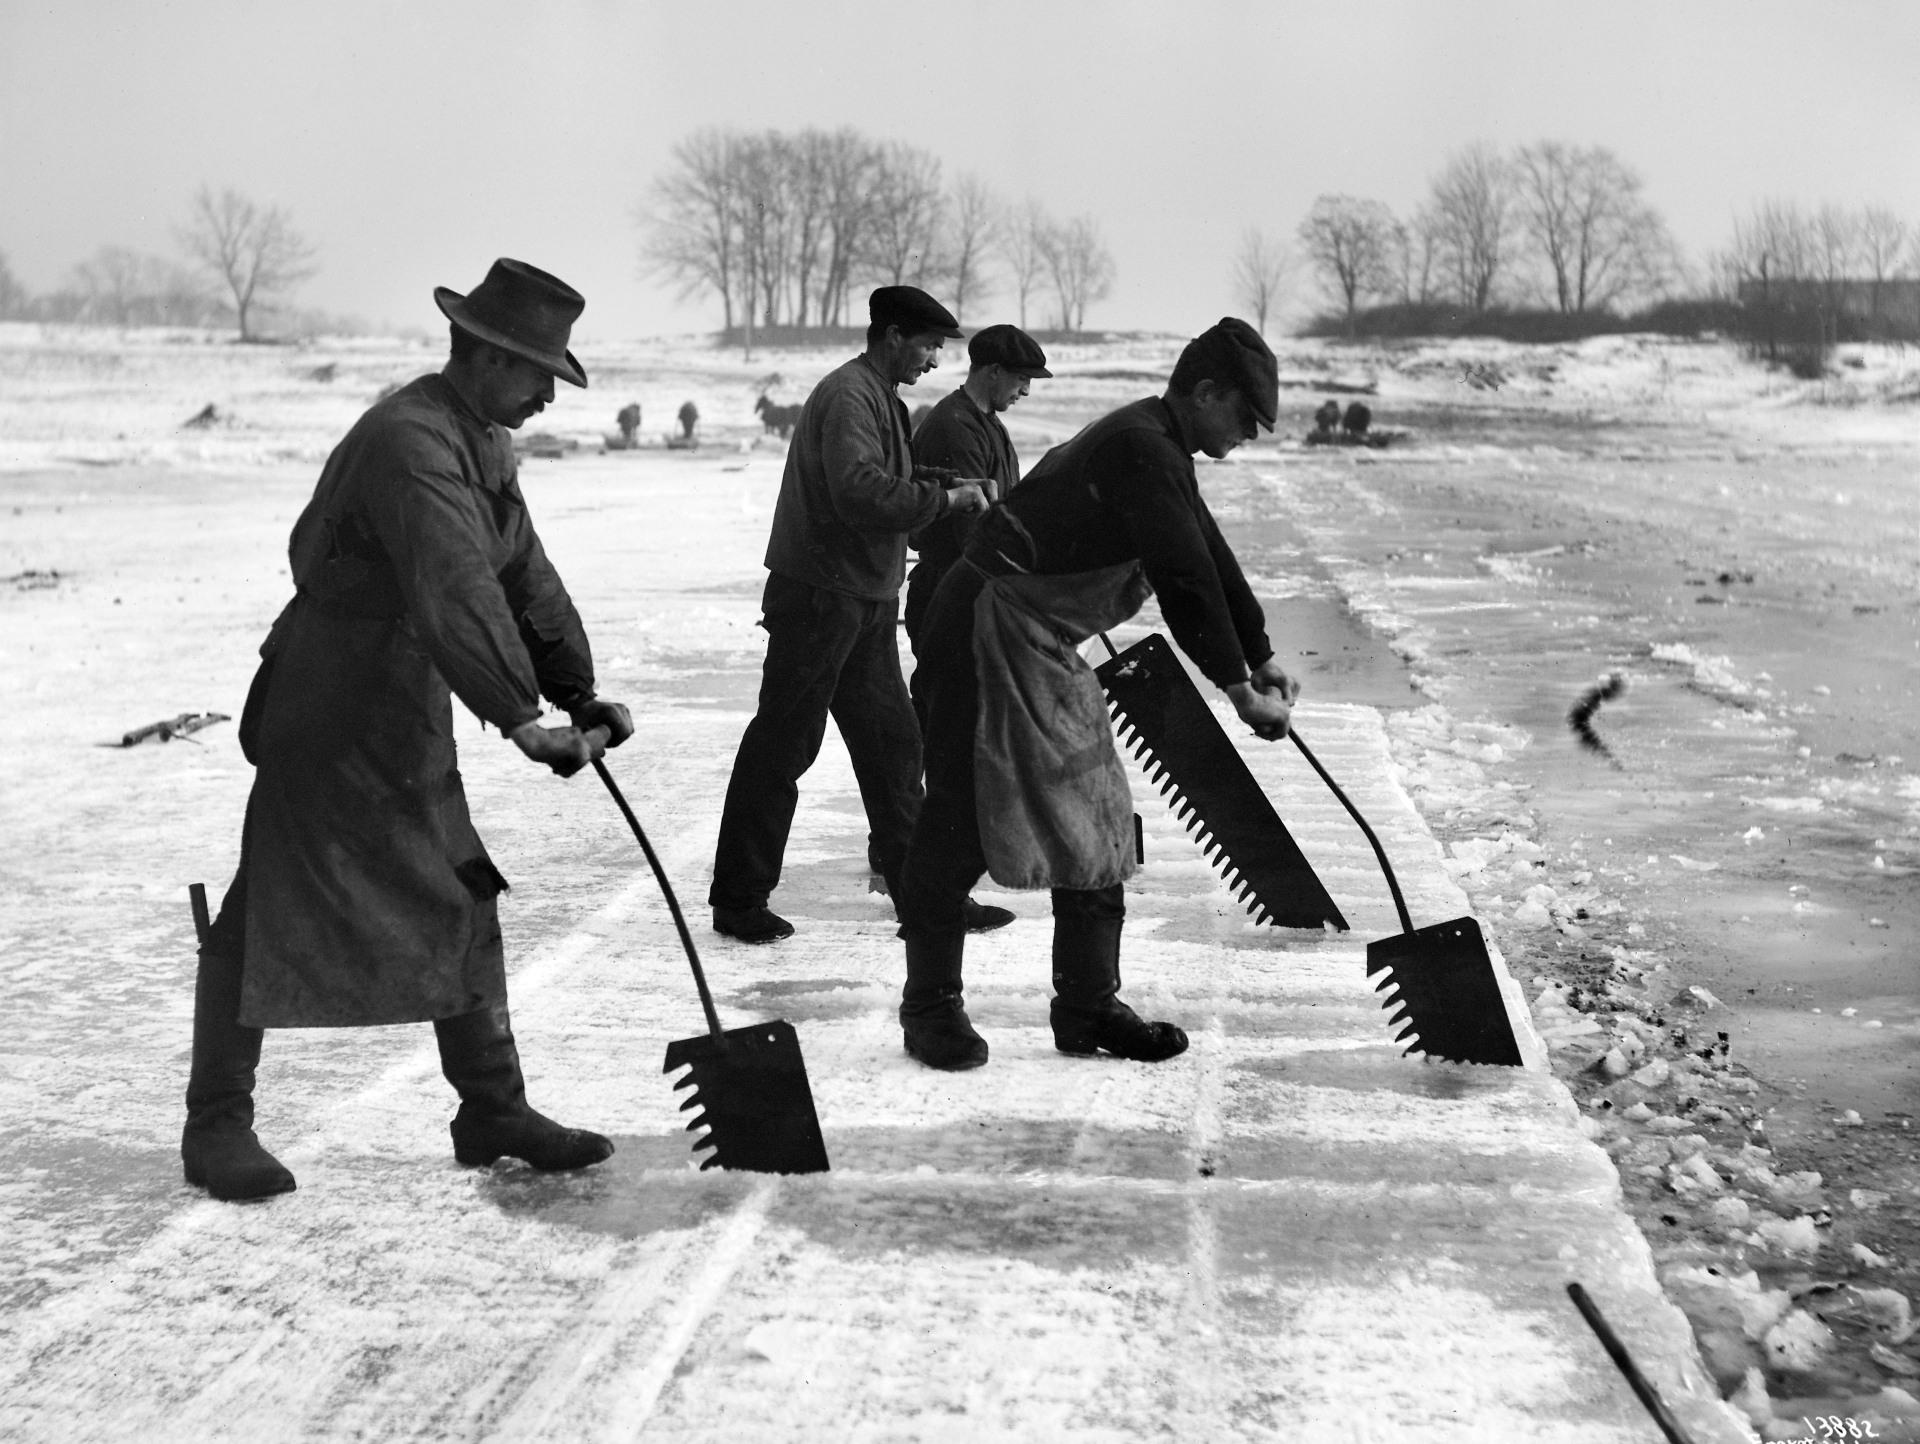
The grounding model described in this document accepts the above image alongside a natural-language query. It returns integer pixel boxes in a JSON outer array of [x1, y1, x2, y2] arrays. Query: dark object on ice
[[1311, 399, 1341, 438], [181, 403, 221, 429], [1289, 730, 1525, 1067], [754, 393, 803, 438], [678, 400, 699, 438], [615, 402, 641, 446], [514, 430, 577, 459], [1095, 633, 1348, 931], [305, 362, 338, 383], [1341, 401, 1371, 438], [118, 711, 229, 747], [1566, 1283, 1698, 1444], [592, 759, 829, 1174], [1568, 671, 1628, 766]]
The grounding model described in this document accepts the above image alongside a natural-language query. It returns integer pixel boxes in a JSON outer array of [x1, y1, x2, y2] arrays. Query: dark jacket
[[764, 355, 952, 599], [904, 384, 1020, 640], [236, 373, 595, 1027], [976, 396, 1273, 689]]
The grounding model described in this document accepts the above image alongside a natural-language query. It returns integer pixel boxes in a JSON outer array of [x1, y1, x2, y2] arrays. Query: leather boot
[[899, 927, 988, 1070], [1049, 901, 1188, 1063], [181, 944, 296, 1201], [435, 1004, 614, 1170]]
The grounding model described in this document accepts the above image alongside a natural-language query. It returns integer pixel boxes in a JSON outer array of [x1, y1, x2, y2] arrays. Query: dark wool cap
[[968, 323, 1052, 377], [1177, 317, 1279, 431], [869, 285, 963, 339]]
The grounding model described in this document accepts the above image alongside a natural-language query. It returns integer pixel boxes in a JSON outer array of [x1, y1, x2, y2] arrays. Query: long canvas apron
[[970, 561, 1153, 890]]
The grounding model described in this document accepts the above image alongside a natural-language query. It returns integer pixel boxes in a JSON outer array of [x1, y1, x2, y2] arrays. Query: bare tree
[[1230, 228, 1293, 335], [1387, 206, 1442, 305], [1427, 144, 1515, 311], [179, 185, 318, 340], [1296, 194, 1396, 335], [0, 250, 28, 318], [1038, 214, 1114, 332], [1513, 142, 1679, 313], [1812, 203, 1859, 341], [640, 127, 746, 331], [1856, 206, 1910, 332], [1000, 199, 1053, 329], [862, 142, 950, 291], [944, 173, 1001, 323]]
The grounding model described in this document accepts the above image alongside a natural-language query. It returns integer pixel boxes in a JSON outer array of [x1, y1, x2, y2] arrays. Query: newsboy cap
[[1174, 317, 1278, 431], [968, 324, 1052, 378], [435, 258, 588, 388], [869, 285, 963, 339]]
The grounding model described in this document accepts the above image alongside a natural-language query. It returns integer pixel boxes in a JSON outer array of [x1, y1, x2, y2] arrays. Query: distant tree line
[[1286, 140, 1920, 366], [0, 186, 317, 340], [640, 127, 1115, 335]]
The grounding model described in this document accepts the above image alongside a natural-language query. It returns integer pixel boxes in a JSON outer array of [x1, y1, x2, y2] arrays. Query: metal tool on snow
[[1287, 730, 1524, 1066], [1566, 1283, 1698, 1444], [1095, 632, 1348, 930], [1095, 630, 1520, 1064], [592, 759, 830, 1174]]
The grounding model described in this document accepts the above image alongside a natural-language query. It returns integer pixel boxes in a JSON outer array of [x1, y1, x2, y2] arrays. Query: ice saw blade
[[1097, 634, 1348, 930]]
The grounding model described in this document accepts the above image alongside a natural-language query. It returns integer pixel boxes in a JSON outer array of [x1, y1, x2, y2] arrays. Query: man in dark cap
[[708, 285, 996, 944], [181, 258, 635, 1201], [894, 317, 1299, 1071], [903, 323, 1052, 683]]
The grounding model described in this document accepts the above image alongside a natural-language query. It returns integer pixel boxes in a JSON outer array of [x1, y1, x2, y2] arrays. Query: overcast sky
[[5, 0, 1918, 341]]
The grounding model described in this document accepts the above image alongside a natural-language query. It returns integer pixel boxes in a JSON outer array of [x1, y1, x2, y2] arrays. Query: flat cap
[[1176, 317, 1279, 431], [869, 285, 962, 339], [968, 323, 1052, 378]]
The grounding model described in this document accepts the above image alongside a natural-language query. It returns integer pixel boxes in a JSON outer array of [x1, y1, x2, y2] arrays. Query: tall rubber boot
[[181, 945, 296, 1201], [1049, 899, 1188, 1062], [899, 927, 988, 1070], [434, 1003, 614, 1171]]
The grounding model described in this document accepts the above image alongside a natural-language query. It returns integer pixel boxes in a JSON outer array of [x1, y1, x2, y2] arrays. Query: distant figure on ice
[[615, 401, 641, 447], [1312, 398, 1341, 439], [678, 400, 699, 438], [895, 318, 1297, 1071], [708, 286, 996, 945], [1342, 400, 1372, 440], [181, 259, 634, 1202]]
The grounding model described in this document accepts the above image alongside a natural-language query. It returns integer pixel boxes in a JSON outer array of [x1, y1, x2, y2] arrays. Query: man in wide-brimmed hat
[[707, 284, 1002, 944], [895, 317, 1298, 1071], [181, 258, 635, 1202]]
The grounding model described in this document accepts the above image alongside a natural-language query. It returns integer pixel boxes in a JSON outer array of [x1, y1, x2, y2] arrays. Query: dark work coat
[[235, 373, 596, 1028], [762, 355, 953, 600], [904, 385, 1020, 641]]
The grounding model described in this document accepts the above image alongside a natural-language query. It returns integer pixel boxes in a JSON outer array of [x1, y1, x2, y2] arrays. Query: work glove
[[508, 719, 609, 778], [568, 696, 634, 748]]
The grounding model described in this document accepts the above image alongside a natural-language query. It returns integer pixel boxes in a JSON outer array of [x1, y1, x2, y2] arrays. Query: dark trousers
[[709, 572, 924, 911], [898, 560, 1120, 937]]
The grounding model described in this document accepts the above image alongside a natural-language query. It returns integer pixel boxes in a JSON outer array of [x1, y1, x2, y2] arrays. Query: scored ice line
[[598, 1175, 780, 1444]]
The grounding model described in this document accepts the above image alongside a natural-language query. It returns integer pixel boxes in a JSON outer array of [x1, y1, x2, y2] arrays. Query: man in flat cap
[[181, 258, 634, 1201], [708, 285, 995, 944], [903, 323, 1052, 695], [894, 317, 1299, 1071]]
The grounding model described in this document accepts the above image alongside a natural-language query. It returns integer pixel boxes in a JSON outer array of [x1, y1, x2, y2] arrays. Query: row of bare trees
[[1297, 142, 1684, 333], [640, 127, 1115, 333], [0, 186, 317, 339]]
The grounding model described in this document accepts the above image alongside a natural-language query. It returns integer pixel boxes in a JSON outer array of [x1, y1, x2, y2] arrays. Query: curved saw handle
[[592, 758, 725, 1042], [1286, 730, 1415, 937]]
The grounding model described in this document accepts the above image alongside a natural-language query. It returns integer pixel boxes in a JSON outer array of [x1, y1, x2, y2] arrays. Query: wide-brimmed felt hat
[[969, 323, 1051, 378], [435, 258, 588, 388], [869, 285, 963, 339]]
